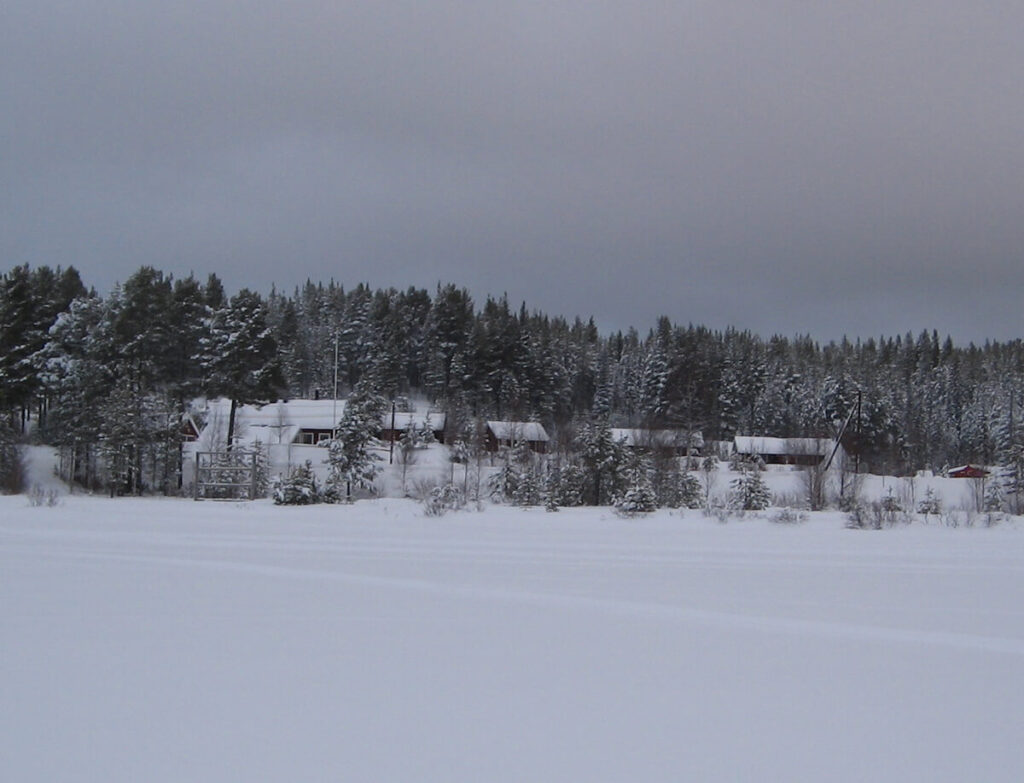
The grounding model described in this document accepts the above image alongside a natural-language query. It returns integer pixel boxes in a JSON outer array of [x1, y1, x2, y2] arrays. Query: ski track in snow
[[3, 497, 1023, 782], [9, 545, 1024, 657], [5, 511, 1024, 657]]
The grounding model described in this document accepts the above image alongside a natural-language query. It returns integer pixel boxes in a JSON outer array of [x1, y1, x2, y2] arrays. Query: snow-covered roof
[[948, 464, 990, 476], [206, 398, 345, 429], [609, 428, 703, 449], [734, 436, 834, 456], [198, 399, 345, 447], [382, 411, 446, 432], [487, 421, 549, 443], [197, 399, 448, 447]]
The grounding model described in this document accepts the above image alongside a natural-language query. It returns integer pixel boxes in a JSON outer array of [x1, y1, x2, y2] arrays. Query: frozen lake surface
[[3, 497, 1023, 781]]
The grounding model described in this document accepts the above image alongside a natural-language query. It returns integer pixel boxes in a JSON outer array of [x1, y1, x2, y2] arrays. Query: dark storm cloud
[[3, 1, 1023, 342]]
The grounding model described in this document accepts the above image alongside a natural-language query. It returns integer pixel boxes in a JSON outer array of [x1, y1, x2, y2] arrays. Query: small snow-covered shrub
[[409, 475, 443, 501], [846, 499, 906, 530], [983, 510, 1004, 528], [878, 490, 907, 526], [423, 483, 465, 517], [27, 485, 60, 507], [838, 492, 861, 513], [771, 507, 806, 524], [614, 485, 657, 517], [729, 470, 770, 511], [845, 503, 868, 529], [940, 510, 973, 528], [487, 460, 518, 503], [772, 491, 802, 510], [850, 492, 906, 529], [702, 497, 731, 524], [917, 487, 941, 517], [273, 461, 321, 505]]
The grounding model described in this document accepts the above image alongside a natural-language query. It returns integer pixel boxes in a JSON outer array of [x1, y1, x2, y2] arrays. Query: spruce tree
[[327, 381, 384, 501], [615, 455, 657, 515], [730, 467, 771, 511]]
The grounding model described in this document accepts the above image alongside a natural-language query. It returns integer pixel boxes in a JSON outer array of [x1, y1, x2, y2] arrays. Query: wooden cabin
[[948, 464, 990, 479], [733, 436, 844, 468]]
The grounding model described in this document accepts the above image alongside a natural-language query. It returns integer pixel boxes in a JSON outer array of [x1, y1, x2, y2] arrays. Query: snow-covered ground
[[2, 493, 1022, 782]]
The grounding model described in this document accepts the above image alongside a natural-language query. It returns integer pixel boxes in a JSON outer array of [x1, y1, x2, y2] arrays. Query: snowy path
[[2, 497, 1023, 782]]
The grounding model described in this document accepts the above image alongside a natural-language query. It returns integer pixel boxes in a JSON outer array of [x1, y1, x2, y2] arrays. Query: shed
[[948, 464, 990, 479]]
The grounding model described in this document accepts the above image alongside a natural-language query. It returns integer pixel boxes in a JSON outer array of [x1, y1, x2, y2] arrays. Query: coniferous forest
[[2, 263, 1024, 496]]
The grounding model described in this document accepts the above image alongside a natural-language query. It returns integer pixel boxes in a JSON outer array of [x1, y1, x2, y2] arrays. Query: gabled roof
[[198, 399, 345, 447], [734, 436, 834, 457], [205, 398, 345, 431], [948, 464, 990, 477], [487, 421, 549, 443]]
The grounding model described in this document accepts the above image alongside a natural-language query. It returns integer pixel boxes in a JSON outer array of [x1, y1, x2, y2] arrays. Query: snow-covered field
[[2, 495, 1022, 782]]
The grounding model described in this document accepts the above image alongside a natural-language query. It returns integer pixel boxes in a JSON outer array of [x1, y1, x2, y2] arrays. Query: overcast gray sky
[[3, 1, 1022, 342]]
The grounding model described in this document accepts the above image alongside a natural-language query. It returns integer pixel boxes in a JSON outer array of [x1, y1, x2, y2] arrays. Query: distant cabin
[[485, 421, 549, 453], [378, 411, 447, 445], [609, 428, 703, 456], [733, 436, 844, 468], [948, 464, 990, 479]]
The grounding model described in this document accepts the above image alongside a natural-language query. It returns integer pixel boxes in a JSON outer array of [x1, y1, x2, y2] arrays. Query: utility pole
[[1011, 387, 1017, 514], [855, 389, 862, 476], [389, 400, 396, 464], [332, 334, 339, 440]]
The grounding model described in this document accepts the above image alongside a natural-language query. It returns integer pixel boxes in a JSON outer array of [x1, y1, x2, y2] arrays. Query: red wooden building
[[948, 465, 990, 479]]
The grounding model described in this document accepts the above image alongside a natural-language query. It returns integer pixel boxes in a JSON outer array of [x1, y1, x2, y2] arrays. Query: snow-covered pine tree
[[510, 435, 542, 506], [578, 419, 626, 506], [1, 265, 83, 428], [615, 454, 657, 516], [917, 486, 941, 517], [202, 289, 285, 449], [678, 470, 703, 509], [487, 451, 519, 503], [699, 455, 719, 508], [97, 377, 144, 496], [251, 440, 270, 498], [995, 387, 1024, 515], [273, 461, 320, 505], [542, 462, 561, 511], [327, 381, 385, 502], [729, 467, 771, 511], [984, 476, 1004, 512]]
